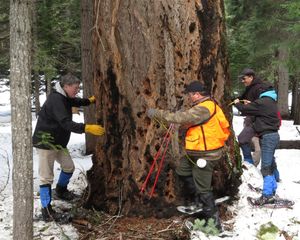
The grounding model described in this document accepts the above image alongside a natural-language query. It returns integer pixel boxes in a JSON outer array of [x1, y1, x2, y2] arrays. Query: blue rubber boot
[[263, 175, 276, 197], [40, 184, 51, 208], [57, 171, 73, 187], [40, 184, 63, 221]]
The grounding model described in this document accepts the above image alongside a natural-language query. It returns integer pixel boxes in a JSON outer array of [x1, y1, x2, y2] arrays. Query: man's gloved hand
[[72, 107, 80, 115], [85, 124, 105, 136], [147, 108, 157, 119], [88, 96, 96, 104]]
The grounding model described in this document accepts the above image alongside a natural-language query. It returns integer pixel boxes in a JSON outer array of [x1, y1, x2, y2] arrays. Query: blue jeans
[[240, 143, 254, 164], [260, 132, 280, 196]]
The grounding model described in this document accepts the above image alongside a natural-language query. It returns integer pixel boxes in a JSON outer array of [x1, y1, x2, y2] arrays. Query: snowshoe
[[177, 196, 230, 215], [247, 195, 294, 209]]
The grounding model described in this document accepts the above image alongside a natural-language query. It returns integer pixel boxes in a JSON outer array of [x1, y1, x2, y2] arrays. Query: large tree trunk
[[86, 0, 240, 217], [294, 77, 300, 125], [277, 47, 290, 119], [33, 72, 40, 116], [291, 75, 300, 124], [32, 0, 40, 117], [10, 0, 33, 239], [81, 0, 97, 154]]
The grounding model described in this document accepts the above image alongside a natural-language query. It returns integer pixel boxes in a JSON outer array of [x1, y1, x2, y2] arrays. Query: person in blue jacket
[[33, 73, 105, 221], [234, 84, 280, 205]]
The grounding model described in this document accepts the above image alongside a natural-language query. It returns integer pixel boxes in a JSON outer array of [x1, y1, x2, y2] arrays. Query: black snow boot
[[179, 176, 198, 206], [55, 184, 77, 201], [198, 192, 222, 232], [41, 204, 63, 222]]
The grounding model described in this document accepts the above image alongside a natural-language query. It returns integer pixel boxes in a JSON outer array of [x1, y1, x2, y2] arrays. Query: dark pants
[[260, 132, 280, 196], [176, 156, 219, 193]]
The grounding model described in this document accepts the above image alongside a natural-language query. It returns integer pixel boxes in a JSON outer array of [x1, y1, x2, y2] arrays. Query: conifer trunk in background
[[10, 0, 33, 239], [33, 73, 40, 116], [276, 47, 290, 119], [292, 76, 300, 125], [32, 1, 40, 116], [81, 0, 96, 154], [46, 76, 51, 96], [86, 0, 240, 216]]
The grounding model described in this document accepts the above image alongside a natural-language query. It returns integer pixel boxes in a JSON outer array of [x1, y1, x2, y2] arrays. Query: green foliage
[[257, 222, 279, 240], [1, 0, 81, 78], [192, 218, 220, 236], [0, 0, 9, 74], [225, 0, 300, 93], [35, 0, 81, 79], [35, 131, 68, 153]]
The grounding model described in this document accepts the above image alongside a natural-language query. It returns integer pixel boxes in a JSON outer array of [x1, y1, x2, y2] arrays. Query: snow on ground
[[1, 80, 300, 239]]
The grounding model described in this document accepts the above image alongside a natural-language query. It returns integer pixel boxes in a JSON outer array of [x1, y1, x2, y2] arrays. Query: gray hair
[[60, 73, 81, 87]]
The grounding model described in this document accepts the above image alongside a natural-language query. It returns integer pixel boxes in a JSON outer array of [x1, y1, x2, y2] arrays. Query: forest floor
[[71, 202, 234, 240], [75, 214, 189, 240]]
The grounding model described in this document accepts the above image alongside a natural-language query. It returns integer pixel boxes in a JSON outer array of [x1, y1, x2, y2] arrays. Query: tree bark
[[10, 0, 33, 239], [295, 81, 300, 125], [81, 0, 97, 154], [46, 75, 52, 96], [87, 0, 240, 217], [292, 75, 300, 124], [33, 72, 40, 116], [277, 47, 290, 119], [32, 0, 40, 116]]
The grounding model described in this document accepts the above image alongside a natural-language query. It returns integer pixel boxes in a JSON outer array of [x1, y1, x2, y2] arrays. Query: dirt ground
[[76, 215, 189, 240], [72, 204, 234, 240]]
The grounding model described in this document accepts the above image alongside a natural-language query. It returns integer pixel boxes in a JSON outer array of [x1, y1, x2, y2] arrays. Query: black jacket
[[235, 96, 280, 136], [32, 90, 91, 149]]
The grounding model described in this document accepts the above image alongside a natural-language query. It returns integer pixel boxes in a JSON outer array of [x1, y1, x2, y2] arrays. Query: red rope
[[150, 126, 173, 197], [140, 124, 174, 197]]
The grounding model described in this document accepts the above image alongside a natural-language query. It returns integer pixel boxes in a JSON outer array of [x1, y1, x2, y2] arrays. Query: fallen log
[[278, 140, 300, 149]]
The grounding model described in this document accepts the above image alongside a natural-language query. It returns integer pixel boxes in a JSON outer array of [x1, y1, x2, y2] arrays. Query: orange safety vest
[[185, 100, 230, 151]]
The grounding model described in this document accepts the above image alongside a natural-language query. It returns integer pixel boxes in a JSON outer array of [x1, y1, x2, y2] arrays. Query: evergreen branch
[[35, 131, 68, 154]]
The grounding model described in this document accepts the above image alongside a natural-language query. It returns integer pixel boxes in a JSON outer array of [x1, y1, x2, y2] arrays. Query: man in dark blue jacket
[[33, 73, 105, 221], [234, 86, 280, 205]]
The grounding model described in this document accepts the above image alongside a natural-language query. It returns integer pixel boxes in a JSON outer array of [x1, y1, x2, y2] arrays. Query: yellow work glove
[[88, 96, 96, 104], [85, 124, 105, 136]]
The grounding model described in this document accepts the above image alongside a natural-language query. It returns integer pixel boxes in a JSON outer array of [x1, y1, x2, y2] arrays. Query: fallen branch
[[157, 222, 175, 233], [72, 218, 92, 230], [296, 126, 300, 136], [280, 230, 294, 240]]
